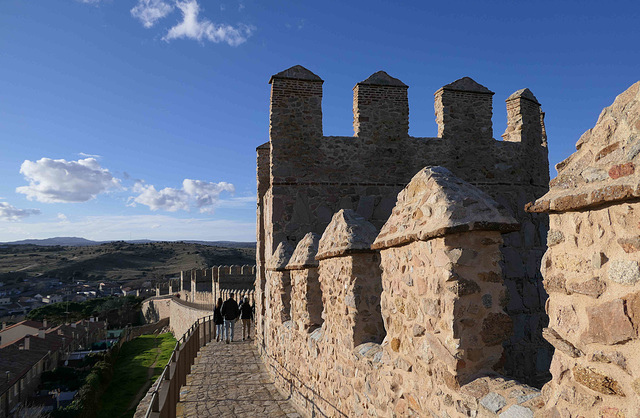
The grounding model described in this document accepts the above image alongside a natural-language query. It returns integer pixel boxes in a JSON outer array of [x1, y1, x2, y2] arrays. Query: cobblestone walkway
[[176, 323, 301, 418]]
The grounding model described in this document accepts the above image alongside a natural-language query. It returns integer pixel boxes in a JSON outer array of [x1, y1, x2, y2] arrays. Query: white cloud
[[131, 179, 234, 213], [78, 152, 102, 158], [131, 0, 174, 28], [57, 213, 69, 223], [16, 158, 121, 203], [76, 0, 102, 4], [163, 0, 255, 46], [0, 202, 41, 221]]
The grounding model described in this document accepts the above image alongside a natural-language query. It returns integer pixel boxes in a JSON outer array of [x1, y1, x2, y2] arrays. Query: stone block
[[572, 366, 625, 396], [542, 327, 582, 358], [499, 405, 534, 418], [608, 260, 640, 285], [617, 237, 640, 253], [547, 230, 564, 246], [566, 277, 606, 298], [480, 392, 506, 414], [581, 299, 635, 345]]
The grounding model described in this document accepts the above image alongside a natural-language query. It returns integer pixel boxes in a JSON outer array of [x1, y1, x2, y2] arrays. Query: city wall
[[153, 265, 256, 305], [257, 65, 551, 386], [141, 295, 213, 338], [257, 66, 640, 416]]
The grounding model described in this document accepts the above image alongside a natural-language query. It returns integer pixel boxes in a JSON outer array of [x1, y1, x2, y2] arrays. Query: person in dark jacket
[[221, 293, 239, 343], [238, 296, 254, 341], [214, 298, 224, 342]]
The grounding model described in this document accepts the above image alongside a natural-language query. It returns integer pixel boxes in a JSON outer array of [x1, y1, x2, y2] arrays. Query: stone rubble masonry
[[259, 65, 551, 383], [258, 167, 543, 417], [353, 71, 408, 139], [527, 81, 640, 213], [435, 77, 495, 141], [527, 81, 640, 416], [286, 232, 323, 332]]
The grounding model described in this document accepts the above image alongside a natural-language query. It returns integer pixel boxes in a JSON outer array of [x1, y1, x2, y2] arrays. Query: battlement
[[166, 265, 256, 304], [269, 65, 545, 146], [258, 66, 551, 387]]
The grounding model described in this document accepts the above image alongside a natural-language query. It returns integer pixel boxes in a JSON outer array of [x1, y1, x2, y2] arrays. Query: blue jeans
[[216, 323, 223, 340], [224, 319, 235, 341]]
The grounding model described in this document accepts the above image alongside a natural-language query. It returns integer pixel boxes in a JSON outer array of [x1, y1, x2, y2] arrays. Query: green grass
[[97, 333, 177, 418]]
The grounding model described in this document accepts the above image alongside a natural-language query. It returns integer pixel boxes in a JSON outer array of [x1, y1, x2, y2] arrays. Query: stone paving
[[176, 323, 301, 418]]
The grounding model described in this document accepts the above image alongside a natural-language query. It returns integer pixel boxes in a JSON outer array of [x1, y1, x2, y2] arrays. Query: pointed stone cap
[[286, 232, 320, 270], [269, 65, 323, 84], [439, 77, 493, 94], [316, 209, 379, 260], [507, 88, 539, 104], [372, 166, 519, 250], [527, 81, 640, 213], [266, 241, 294, 271], [357, 71, 407, 87]]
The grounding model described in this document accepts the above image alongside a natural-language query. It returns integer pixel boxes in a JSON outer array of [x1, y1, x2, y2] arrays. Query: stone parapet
[[316, 209, 379, 260], [526, 81, 640, 416], [260, 65, 551, 389], [372, 166, 519, 249], [527, 81, 640, 213], [286, 233, 323, 331], [258, 166, 543, 417]]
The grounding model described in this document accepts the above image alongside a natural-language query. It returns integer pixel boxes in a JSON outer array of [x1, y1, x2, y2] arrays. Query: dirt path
[[127, 337, 162, 412]]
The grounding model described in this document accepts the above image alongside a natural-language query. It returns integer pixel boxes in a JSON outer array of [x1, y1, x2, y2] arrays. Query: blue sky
[[0, 0, 638, 242]]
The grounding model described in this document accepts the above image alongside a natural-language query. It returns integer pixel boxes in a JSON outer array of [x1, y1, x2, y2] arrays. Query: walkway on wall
[[176, 324, 301, 418]]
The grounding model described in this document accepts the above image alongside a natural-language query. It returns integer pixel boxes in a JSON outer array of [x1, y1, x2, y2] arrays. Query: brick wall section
[[258, 65, 551, 384]]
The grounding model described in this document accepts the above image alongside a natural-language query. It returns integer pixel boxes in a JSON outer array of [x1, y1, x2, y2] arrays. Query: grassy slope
[[0, 241, 255, 284], [97, 333, 177, 418]]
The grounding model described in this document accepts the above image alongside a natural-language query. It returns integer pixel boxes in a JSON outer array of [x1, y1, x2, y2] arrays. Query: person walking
[[214, 297, 224, 342], [238, 296, 253, 341], [221, 293, 239, 343]]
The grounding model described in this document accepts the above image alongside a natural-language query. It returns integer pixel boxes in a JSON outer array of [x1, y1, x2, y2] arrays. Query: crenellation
[[503, 88, 546, 149], [269, 66, 323, 143], [434, 76, 495, 141], [257, 65, 560, 416], [353, 71, 409, 139], [286, 232, 322, 332], [261, 65, 550, 383]]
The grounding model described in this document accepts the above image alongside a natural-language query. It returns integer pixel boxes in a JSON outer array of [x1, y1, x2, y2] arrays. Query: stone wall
[[141, 295, 211, 338], [163, 265, 255, 304], [260, 168, 544, 417], [141, 295, 172, 324], [168, 297, 212, 338], [527, 81, 640, 416], [257, 66, 640, 417], [258, 65, 551, 383]]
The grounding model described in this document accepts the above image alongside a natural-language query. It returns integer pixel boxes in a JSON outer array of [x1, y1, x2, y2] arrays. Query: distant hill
[[0, 241, 256, 285], [0, 237, 256, 248], [2, 237, 98, 246]]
